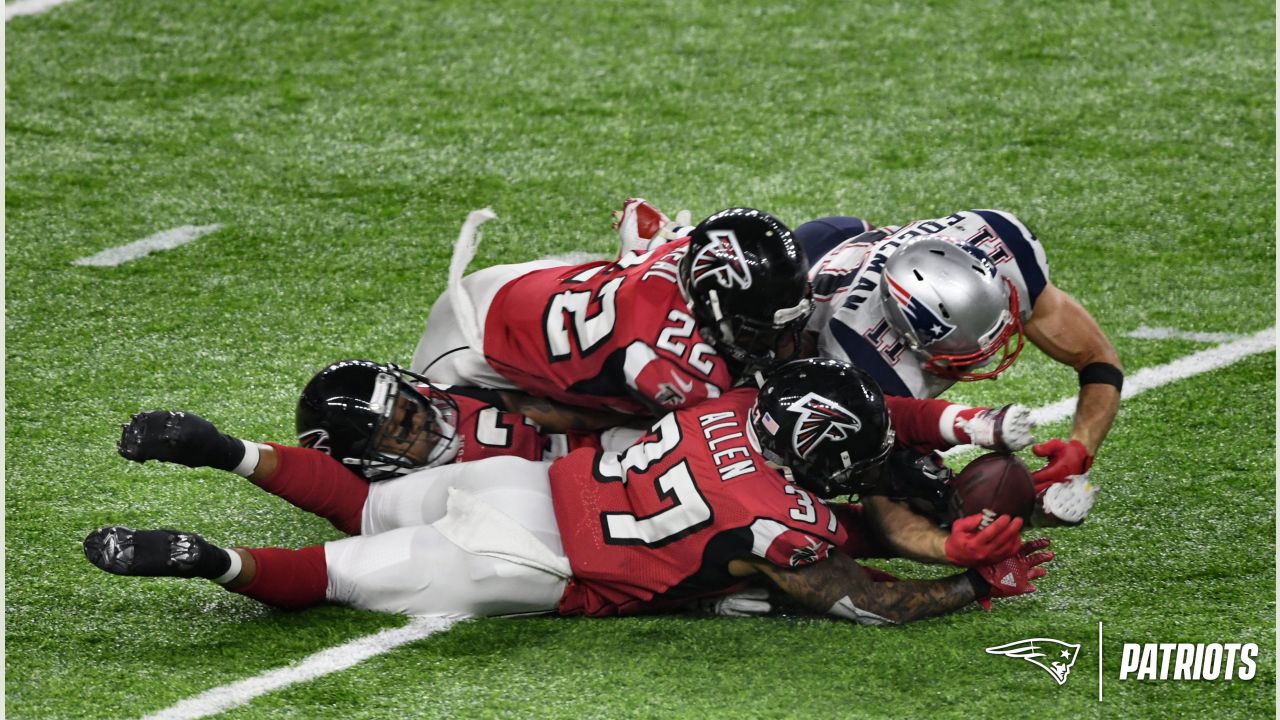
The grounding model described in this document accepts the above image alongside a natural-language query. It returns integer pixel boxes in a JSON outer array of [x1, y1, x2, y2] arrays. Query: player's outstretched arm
[[731, 552, 981, 625], [118, 410, 277, 480], [862, 495, 1022, 567], [495, 390, 638, 432], [1023, 283, 1122, 482]]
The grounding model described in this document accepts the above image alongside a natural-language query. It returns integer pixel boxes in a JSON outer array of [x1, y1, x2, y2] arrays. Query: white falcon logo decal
[[788, 392, 861, 459], [691, 229, 753, 290]]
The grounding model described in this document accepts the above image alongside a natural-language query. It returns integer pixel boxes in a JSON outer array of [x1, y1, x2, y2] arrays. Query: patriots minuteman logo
[[985, 638, 1081, 685], [691, 229, 753, 290], [788, 392, 861, 459], [884, 272, 956, 343]]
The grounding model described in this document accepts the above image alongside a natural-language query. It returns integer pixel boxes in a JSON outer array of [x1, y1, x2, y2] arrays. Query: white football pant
[[324, 457, 569, 618]]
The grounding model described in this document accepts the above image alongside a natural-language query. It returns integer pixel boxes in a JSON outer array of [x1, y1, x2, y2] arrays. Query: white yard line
[[140, 617, 458, 720], [5, 0, 76, 21], [143, 327, 1276, 719], [1026, 327, 1275, 427], [1125, 325, 1248, 343], [72, 225, 223, 267]]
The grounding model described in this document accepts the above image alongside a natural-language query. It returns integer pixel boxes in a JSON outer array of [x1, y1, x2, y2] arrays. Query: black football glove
[[118, 410, 246, 471]]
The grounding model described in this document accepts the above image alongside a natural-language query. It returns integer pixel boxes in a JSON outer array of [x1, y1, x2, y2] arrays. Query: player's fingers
[[1026, 551, 1055, 567], [994, 533, 1022, 560], [1021, 537, 1051, 553], [952, 513, 984, 532], [979, 514, 1012, 537], [1032, 439, 1063, 458], [1027, 568, 1048, 581]]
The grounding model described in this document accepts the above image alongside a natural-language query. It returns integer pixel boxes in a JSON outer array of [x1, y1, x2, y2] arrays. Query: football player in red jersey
[[411, 207, 814, 416], [87, 359, 1050, 624]]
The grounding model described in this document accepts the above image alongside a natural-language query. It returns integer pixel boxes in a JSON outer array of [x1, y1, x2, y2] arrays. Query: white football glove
[[612, 198, 692, 257], [1037, 473, 1099, 525], [957, 403, 1035, 452], [694, 587, 773, 617]]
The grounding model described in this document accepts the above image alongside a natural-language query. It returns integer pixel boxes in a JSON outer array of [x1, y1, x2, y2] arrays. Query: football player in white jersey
[[795, 211, 1120, 525], [611, 202, 1120, 526]]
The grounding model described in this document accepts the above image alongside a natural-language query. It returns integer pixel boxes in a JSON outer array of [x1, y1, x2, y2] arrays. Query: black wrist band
[[1078, 362, 1124, 391], [965, 568, 992, 600]]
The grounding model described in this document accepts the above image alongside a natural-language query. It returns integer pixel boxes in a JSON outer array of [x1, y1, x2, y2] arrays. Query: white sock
[[212, 548, 243, 585], [232, 441, 261, 478]]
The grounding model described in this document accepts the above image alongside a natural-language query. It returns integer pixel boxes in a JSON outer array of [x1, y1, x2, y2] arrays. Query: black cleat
[[84, 526, 215, 578]]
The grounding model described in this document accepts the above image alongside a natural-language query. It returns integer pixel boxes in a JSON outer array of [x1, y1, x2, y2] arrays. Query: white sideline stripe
[[143, 328, 1278, 715], [72, 224, 223, 267], [1125, 325, 1247, 343], [942, 327, 1275, 456], [5, 0, 76, 20], [140, 617, 457, 720]]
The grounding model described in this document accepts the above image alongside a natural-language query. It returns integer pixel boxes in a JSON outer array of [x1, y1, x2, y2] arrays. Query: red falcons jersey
[[549, 388, 845, 617], [482, 241, 735, 415], [441, 386, 599, 463]]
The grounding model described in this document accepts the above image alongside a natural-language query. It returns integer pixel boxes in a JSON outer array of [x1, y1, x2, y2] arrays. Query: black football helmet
[[295, 360, 460, 481], [680, 208, 813, 371], [750, 358, 894, 498]]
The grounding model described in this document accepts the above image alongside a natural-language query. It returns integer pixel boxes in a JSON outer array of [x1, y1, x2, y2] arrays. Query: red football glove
[[612, 199, 691, 257], [944, 513, 1023, 567], [1031, 438, 1094, 493], [973, 537, 1053, 610]]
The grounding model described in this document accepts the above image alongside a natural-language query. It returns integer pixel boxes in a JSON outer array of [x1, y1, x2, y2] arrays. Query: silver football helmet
[[880, 236, 1024, 381]]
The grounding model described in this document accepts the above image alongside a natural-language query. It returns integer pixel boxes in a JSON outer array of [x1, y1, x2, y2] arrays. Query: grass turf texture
[[5, 0, 1274, 717]]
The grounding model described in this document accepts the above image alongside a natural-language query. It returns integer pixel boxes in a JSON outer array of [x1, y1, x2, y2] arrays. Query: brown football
[[947, 452, 1036, 523]]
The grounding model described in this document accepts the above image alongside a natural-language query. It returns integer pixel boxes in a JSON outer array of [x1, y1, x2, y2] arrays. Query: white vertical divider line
[[1098, 621, 1103, 702]]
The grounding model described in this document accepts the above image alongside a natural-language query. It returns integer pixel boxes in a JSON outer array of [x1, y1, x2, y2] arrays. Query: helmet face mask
[[881, 236, 1025, 382], [296, 361, 459, 481], [682, 208, 814, 372], [750, 358, 894, 499]]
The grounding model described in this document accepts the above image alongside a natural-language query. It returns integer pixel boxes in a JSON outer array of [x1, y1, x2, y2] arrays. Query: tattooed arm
[[496, 390, 638, 433], [728, 552, 985, 625]]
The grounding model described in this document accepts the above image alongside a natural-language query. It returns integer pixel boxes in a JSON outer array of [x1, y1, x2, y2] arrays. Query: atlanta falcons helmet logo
[[788, 392, 862, 459], [690, 229, 753, 290], [298, 428, 332, 454]]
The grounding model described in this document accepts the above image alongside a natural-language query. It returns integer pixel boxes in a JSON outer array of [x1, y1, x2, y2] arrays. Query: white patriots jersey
[[805, 209, 1050, 398]]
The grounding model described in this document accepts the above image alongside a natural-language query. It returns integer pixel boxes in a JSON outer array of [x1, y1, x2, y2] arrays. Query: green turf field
[[6, 0, 1275, 717]]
